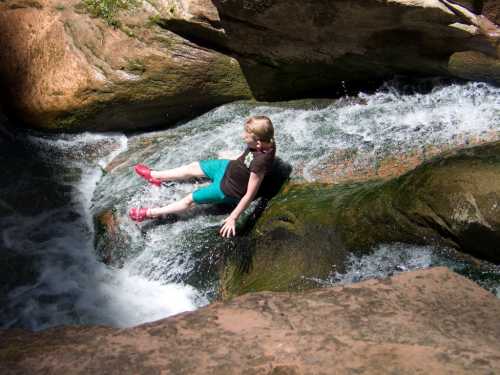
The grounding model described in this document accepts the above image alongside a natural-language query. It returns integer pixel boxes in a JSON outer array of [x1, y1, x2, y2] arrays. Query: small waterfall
[[1, 80, 499, 330], [0, 133, 204, 330]]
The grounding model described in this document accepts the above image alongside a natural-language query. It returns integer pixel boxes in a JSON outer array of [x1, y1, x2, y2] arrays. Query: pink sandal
[[134, 164, 162, 186], [129, 207, 150, 222]]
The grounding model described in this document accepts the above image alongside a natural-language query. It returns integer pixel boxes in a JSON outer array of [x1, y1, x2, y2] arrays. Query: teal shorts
[[192, 159, 238, 205]]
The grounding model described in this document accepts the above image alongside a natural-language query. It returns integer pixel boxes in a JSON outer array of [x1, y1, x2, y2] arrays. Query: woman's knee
[[182, 193, 196, 209], [186, 162, 204, 177]]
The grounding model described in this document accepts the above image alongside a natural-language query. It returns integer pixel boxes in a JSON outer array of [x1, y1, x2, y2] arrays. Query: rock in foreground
[[1, 268, 500, 374]]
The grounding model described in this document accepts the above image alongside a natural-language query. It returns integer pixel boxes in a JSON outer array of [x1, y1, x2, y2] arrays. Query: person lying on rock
[[129, 115, 276, 238]]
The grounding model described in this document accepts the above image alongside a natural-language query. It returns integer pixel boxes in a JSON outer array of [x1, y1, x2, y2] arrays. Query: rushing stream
[[1, 80, 499, 331]]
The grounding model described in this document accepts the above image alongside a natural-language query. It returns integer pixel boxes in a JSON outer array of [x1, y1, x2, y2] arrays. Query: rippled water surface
[[1, 81, 499, 330]]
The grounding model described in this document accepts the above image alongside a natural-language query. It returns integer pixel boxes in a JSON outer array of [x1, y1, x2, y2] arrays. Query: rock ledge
[[1, 267, 500, 374]]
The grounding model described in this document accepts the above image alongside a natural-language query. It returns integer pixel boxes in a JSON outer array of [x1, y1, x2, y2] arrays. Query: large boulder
[[150, 0, 500, 100], [222, 141, 500, 297], [0, 0, 498, 131], [1, 268, 500, 374], [0, 0, 253, 131]]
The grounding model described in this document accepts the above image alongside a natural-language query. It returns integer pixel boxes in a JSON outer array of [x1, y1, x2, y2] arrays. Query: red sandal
[[129, 207, 150, 222], [134, 164, 162, 186]]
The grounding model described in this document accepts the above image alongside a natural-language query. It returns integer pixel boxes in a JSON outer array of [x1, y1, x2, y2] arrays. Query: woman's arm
[[220, 172, 264, 238]]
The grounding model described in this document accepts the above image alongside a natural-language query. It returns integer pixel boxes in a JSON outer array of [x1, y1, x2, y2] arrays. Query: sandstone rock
[[0, 0, 499, 131], [483, 0, 500, 25], [1, 268, 500, 374], [170, 0, 500, 99], [309, 130, 500, 184], [449, 50, 500, 81], [222, 141, 500, 297], [0, 0, 253, 131]]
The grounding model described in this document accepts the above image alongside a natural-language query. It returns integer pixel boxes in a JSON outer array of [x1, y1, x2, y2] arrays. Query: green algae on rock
[[221, 141, 500, 298]]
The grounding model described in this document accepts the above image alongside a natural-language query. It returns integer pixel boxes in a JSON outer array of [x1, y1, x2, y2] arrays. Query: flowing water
[[1, 80, 499, 330]]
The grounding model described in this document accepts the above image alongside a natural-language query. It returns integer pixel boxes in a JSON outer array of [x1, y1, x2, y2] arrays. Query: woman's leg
[[148, 193, 196, 217], [151, 162, 205, 181]]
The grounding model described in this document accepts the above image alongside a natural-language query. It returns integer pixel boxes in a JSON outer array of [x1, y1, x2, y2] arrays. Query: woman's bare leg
[[148, 194, 196, 217], [151, 162, 205, 181]]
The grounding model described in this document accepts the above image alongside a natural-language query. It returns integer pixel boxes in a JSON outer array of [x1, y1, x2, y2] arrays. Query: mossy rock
[[221, 141, 500, 298]]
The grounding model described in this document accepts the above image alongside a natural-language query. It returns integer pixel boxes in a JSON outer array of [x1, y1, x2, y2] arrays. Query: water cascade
[[1, 80, 499, 330]]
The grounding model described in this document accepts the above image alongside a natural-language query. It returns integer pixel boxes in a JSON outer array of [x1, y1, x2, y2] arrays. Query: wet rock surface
[[222, 141, 500, 297], [309, 130, 500, 184], [1, 268, 500, 374]]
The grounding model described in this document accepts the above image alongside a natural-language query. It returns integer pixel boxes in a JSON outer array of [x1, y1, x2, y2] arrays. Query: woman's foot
[[134, 164, 162, 186], [129, 207, 150, 222]]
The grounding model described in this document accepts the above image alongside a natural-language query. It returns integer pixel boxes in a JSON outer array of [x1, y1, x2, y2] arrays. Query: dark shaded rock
[[449, 50, 500, 82], [222, 141, 500, 297], [1, 268, 500, 374], [202, 0, 500, 98]]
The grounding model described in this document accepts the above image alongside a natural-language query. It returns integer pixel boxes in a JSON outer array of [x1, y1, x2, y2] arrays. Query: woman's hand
[[219, 172, 263, 238], [220, 216, 237, 238]]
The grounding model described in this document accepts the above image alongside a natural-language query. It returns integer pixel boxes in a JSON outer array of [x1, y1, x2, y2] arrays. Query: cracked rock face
[[0, 0, 498, 131], [1, 268, 500, 374]]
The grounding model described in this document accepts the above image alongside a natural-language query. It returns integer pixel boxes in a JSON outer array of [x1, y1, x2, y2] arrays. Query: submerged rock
[[0, 0, 498, 131], [1, 268, 500, 374], [309, 130, 500, 184], [222, 141, 500, 297]]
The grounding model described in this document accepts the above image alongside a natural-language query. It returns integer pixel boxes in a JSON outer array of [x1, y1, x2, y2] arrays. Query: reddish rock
[[0, 0, 498, 131], [483, 0, 500, 26], [309, 130, 500, 184], [1, 268, 500, 374], [0, 0, 252, 131]]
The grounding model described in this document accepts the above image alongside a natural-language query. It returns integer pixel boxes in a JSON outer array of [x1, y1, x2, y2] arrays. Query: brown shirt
[[221, 146, 276, 199]]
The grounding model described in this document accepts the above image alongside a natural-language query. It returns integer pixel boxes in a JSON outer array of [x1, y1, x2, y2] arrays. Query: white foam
[[327, 244, 435, 285], [4, 80, 499, 330], [1, 131, 206, 330]]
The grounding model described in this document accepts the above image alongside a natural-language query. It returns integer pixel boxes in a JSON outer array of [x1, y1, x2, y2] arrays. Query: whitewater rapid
[[1, 80, 499, 330]]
